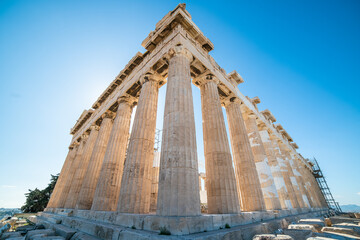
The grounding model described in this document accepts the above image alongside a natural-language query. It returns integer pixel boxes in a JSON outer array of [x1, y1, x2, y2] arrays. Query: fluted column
[[294, 158, 316, 207], [117, 74, 160, 214], [277, 142, 302, 208], [290, 155, 311, 208], [225, 99, 265, 211], [300, 164, 322, 207], [281, 147, 306, 208], [270, 137, 298, 209], [47, 144, 78, 208], [58, 135, 88, 208], [199, 75, 240, 214], [258, 124, 291, 210], [244, 113, 281, 210], [150, 152, 160, 212], [307, 168, 328, 208], [76, 113, 114, 210], [64, 125, 99, 208], [92, 96, 135, 211], [157, 45, 201, 216]]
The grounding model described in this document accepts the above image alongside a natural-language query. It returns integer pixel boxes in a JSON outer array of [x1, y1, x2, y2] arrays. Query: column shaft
[[282, 150, 306, 208], [200, 79, 240, 214], [117, 78, 159, 214], [290, 156, 311, 208], [157, 45, 201, 216], [259, 129, 291, 210], [225, 101, 265, 211], [244, 115, 281, 210], [271, 138, 299, 209], [64, 125, 99, 208], [76, 116, 113, 210], [47, 146, 77, 208], [58, 137, 87, 208], [92, 100, 133, 211]]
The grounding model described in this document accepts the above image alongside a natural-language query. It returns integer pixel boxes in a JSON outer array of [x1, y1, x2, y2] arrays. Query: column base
[[41, 207, 330, 237]]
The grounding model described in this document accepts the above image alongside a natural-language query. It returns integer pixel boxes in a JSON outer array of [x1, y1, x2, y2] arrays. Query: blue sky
[[0, 0, 359, 208]]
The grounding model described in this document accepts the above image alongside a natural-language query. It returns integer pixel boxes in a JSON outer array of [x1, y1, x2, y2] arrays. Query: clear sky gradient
[[0, 0, 359, 208]]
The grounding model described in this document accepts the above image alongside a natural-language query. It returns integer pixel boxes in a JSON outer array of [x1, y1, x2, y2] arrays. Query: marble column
[[307, 169, 328, 208], [47, 144, 78, 208], [297, 161, 317, 208], [271, 137, 298, 209], [258, 124, 291, 210], [200, 75, 240, 214], [244, 113, 281, 210], [64, 125, 100, 209], [58, 135, 88, 208], [281, 148, 306, 208], [91, 96, 135, 211], [225, 98, 265, 211], [76, 113, 114, 210], [290, 155, 311, 208], [278, 143, 303, 208], [157, 45, 201, 216], [117, 74, 159, 214]]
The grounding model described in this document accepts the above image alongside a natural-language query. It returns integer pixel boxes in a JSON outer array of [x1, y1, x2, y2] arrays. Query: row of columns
[[48, 44, 327, 216]]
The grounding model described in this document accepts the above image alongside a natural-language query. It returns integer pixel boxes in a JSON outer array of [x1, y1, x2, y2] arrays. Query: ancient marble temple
[[42, 4, 329, 239]]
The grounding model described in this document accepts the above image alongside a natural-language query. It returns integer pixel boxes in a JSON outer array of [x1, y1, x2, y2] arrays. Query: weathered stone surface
[[25, 229, 55, 240], [117, 75, 159, 214], [64, 125, 99, 209], [47, 146, 77, 208], [253, 234, 294, 240], [288, 223, 316, 231], [92, 97, 134, 211], [157, 45, 201, 216], [53, 225, 76, 240], [199, 74, 240, 214], [322, 226, 360, 237], [0, 232, 22, 239], [76, 114, 113, 210], [225, 98, 266, 212], [69, 232, 100, 240], [258, 124, 291, 210], [243, 112, 281, 211], [333, 223, 360, 234]]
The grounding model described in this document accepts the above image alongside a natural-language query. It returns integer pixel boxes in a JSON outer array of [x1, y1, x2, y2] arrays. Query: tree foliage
[[21, 174, 59, 213]]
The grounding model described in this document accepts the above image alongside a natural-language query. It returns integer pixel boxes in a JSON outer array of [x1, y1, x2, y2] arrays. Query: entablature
[[142, 3, 213, 53]]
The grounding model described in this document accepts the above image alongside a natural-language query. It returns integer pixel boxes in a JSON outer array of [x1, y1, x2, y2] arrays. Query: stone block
[[333, 223, 360, 234], [0, 232, 22, 240], [69, 233, 100, 240], [253, 234, 294, 240], [53, 225, 76, 240], [283, 229, 313, 239], [32, 237, 65, 240], [25, 230, 55, 240], [288, 224, 316, 231], [322, 226, 360, 237]]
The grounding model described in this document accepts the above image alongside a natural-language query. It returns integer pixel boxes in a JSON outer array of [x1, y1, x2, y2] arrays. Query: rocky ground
[[253, 212, 360, 240]]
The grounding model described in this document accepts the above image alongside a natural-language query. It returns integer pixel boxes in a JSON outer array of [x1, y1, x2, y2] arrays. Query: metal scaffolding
[[311, 158, 342, 212]]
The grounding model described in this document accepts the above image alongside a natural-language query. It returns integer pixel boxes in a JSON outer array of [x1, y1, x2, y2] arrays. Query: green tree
[[21, 174, 59, 213]]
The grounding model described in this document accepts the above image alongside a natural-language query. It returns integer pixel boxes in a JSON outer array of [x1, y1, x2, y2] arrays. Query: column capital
[[117, 94, 137, 107], [90, 124, 100, 132], [195, 72, 219, 86], [81, 133, 89, 141], [139, 72, 163, 86], [168, 44, 193, 62], [222, 95, 242, 108], [102, 110, 116, 120]]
